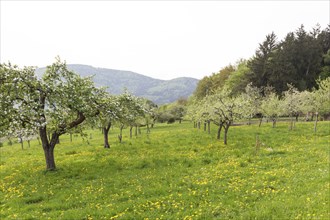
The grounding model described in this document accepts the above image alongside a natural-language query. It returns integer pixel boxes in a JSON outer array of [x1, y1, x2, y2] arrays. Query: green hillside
[[1, 121, 329, 219], [35, 64, 199, 104]]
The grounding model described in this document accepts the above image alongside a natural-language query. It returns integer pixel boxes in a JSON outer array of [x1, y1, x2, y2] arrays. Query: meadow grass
[[0, 121, 329, 219]]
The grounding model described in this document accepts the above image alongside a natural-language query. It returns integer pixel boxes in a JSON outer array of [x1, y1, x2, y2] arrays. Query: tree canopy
[[194, 24, 330, 99], [1, 58, 104, 170]]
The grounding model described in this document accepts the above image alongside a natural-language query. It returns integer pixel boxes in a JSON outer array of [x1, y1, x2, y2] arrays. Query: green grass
[[0, 121, 329, 219]]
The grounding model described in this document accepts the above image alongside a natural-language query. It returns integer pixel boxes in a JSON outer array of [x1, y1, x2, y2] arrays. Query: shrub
[[157, 112, 175, 123], [167, 117, 176, 124]]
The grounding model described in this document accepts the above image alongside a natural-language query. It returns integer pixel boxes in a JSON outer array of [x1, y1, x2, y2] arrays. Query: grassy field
[[0, 121, 329, 219]]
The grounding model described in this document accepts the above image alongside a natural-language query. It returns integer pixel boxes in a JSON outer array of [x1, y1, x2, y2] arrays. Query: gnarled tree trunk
[[40, 127, 57, 170], [217, 121, 223, 140], [223, 123, 230, 145], [103, 122, 111, 148]]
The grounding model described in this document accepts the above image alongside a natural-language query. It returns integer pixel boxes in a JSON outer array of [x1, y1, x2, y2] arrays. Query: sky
[[0, 1, 329, 80]]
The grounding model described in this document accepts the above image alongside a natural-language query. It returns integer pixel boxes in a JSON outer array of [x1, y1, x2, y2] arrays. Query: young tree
[[261, 88, 283, 128], [242, 83, 264, 126], [195, 96, 212, 133], [185, 97, 200, 128], [209, 88, 245, 145], [142, 99, 158, 132], [170, 105, 186, 124], [97, 94, 120, 148], [312, 77, 330, 132], [0, 58, 103, 170], [282, 84, 302, 130], [116, 92, 145, 141], [201, 94, 224, 139]]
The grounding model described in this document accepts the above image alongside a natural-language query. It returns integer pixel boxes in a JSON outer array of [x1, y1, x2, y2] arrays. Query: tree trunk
[[204, 122, 206, 131], [198, 121, 201, 129], [103, 130, 110, 148], [272, 118, 276, 128], [43, 143, 56, 170], [314, 113, 318, 133], [135, 125, 138, 136], [179, 119, 182, 124], [147, 124, 150, 133], [138, 126, 141, 135], [289, 116, 294, 130], [19, 136, 23, 150], [40, 127, 57, 170], [224, 125, 229, 145], [130, 126, 133, 138], [103, 128, 110, 148], [118, 124, 124, 143], [207, 120, 211, 134], [258, 117, 263, 127], [217, 122, 223, 140], [27, 140, 30, 148], [70, 133, 73, 142]]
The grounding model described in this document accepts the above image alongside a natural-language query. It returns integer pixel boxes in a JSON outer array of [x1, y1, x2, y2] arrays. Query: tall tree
[[248, 32, 278, 88], [225, 60, 251, 96], [193, 76, 213, 100]]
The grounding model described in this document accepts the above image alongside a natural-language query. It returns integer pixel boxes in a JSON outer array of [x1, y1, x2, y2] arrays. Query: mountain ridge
[[36, 64, 199, 104]]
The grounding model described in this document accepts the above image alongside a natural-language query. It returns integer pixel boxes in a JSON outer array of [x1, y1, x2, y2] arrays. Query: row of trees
[[186, 78, 330, 145], [194, 24, 330, 100], [1, 25, 329, 170], [0, 58, 158, 170]]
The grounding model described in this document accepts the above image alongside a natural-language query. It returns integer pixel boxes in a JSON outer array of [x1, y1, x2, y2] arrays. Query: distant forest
[[194, 24, 330, 99]]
